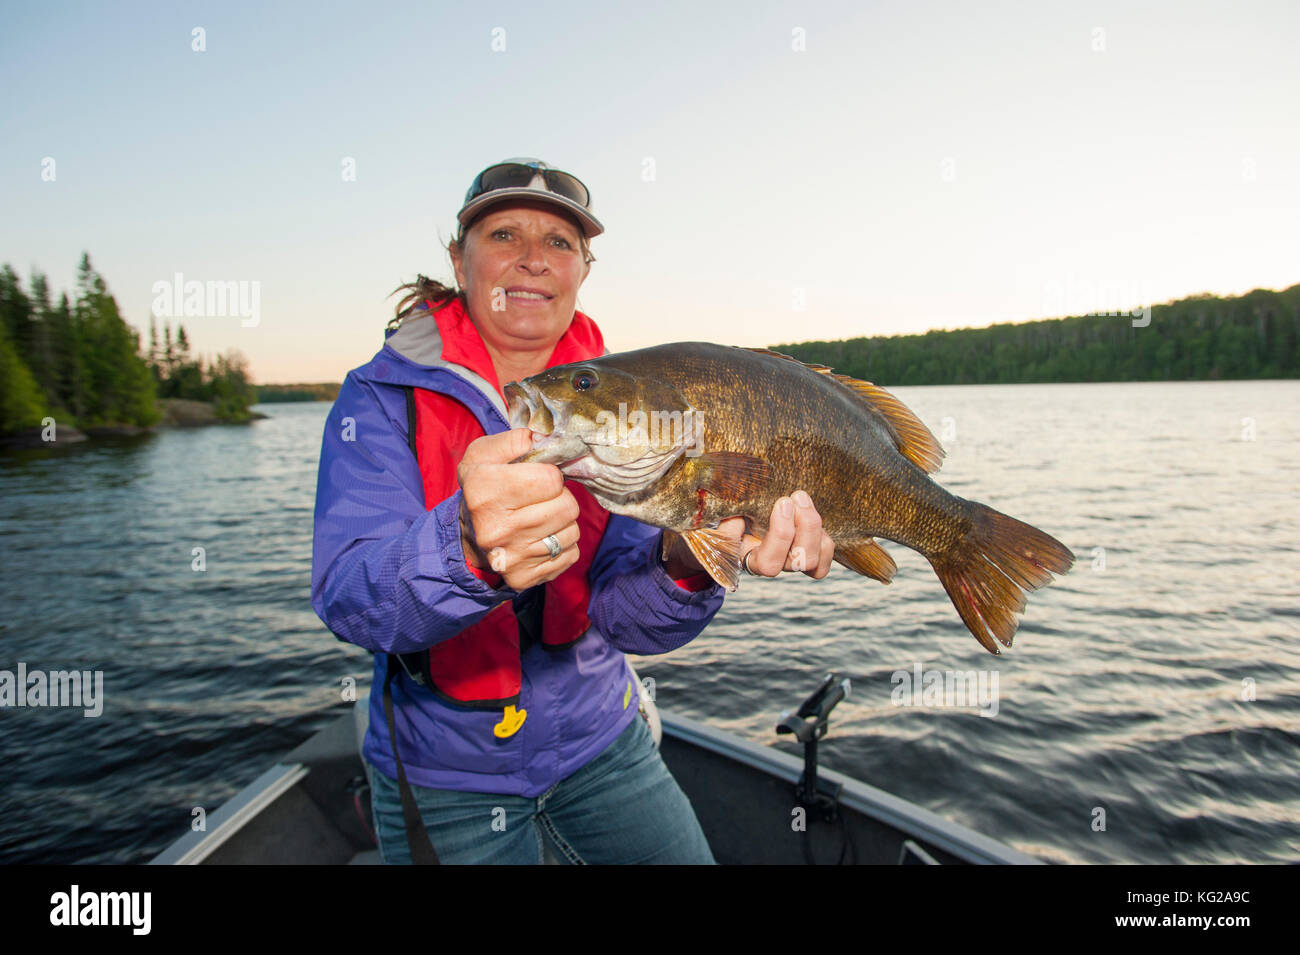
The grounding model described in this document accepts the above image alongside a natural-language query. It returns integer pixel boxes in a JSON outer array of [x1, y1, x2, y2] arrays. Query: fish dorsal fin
[[744, 348, 945, 474]]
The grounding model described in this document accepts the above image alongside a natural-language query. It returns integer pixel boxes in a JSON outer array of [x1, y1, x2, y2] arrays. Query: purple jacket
[[310, 306, 724, 796]]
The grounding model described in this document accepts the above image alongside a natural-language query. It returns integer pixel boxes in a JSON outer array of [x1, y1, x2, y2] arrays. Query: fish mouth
[[504, 381, 582, 463], [504, 381, 537, 432], [503, 381, 689, 496], [504, 380, 563, 435]]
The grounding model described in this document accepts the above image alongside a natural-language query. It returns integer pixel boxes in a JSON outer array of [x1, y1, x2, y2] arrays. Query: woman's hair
[[390, 217, 596, 322], [390, 271, 462, 320]]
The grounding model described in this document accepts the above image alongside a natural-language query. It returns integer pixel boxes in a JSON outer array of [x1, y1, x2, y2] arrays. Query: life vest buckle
[[494, 704, 527, 738]]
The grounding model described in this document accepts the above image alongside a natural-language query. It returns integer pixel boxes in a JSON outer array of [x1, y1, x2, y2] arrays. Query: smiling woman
[[315, 158, 766, 866], [313, 155, 845, 867], [392, 160, 596, 319], [312, 158, 839, 865], [312, 156, 845, 865], [390, 197, 598, 388], [448, 202, 593, 386]]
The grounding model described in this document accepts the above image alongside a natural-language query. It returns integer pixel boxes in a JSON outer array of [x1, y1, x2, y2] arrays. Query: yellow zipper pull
[[494, 704, 527, 738]]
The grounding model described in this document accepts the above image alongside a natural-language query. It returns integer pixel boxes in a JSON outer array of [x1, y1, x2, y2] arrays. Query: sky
[[2, 0, 1297, 383]]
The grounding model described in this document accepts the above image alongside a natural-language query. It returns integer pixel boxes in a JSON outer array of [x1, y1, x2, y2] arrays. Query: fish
[[504, 342, 1074, 654]]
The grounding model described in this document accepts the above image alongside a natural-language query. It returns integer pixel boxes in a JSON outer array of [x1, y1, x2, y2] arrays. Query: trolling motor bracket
[[776, 672, 851, 822]]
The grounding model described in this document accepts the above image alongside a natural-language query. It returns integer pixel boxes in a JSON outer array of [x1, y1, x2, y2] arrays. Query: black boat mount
[[776, 672, 855, 863]]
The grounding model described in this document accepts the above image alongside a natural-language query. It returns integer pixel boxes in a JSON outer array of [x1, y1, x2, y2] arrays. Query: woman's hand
[[457, 429, 580, 590], [662, 490, 836, 581]]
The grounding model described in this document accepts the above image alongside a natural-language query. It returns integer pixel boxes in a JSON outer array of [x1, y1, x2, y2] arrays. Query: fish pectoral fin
[[679, 527, 744, 592], [833, 539, 897, 584], [700, 451, 771, 500]]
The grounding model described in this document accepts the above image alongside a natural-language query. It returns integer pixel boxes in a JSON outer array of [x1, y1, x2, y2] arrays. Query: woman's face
[[451, 199, 591, 358]]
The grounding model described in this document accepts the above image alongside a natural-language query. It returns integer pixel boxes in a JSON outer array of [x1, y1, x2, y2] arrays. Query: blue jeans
[[368, 714, 716, 864]]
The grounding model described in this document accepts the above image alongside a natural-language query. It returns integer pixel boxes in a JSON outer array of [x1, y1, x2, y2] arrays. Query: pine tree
[[209, 350, 257, 422], [0, 266, 56, 430], [0, 265, 36, 362], [168, 323, 204, 399], [0, 321, 45, 432], [148, 314, 160, 384], [163, 321, 175, 390], [70, 252, 159, 427], [48, 291, 84, 420], [27, 269, 57, 402]]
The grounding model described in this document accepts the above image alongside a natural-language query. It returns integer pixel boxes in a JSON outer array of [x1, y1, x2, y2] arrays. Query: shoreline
[[0, 399, 268, 450]]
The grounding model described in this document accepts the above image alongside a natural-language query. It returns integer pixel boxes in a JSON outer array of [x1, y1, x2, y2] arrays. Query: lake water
[[1, 381, 1297, 864]]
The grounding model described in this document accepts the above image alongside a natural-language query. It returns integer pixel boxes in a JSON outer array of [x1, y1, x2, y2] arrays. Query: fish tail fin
[[929, 502, 1075, 654]]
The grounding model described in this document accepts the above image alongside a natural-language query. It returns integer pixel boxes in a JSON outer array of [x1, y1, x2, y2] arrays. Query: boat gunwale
[[149, 706, 1040, 865], [659, 710, 1042, 865]]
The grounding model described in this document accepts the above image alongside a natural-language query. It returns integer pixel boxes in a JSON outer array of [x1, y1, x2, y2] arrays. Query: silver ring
[[542, 534, 562, 559], [742, 550, 760, 576]]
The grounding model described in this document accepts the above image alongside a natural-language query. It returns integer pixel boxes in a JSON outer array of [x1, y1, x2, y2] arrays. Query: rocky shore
[[0, 399, 267, 450], [157, 398, 269, 428]]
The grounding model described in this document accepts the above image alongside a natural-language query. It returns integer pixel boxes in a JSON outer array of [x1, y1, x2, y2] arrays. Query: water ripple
[[3, 383, 1299, 864]]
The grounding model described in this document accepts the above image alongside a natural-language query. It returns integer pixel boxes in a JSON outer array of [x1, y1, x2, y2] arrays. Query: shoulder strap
[[404, 385, 418, 456], [382, 654, 440, 864], [395, 384, 429, 678]]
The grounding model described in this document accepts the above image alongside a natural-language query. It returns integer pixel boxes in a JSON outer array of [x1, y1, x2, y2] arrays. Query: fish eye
[[570, 369, 599, 392]]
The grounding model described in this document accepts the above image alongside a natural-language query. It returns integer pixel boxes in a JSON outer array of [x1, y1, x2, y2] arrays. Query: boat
[[150, 673, 1039, 865]]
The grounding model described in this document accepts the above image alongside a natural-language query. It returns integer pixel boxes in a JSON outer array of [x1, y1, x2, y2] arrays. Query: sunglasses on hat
[[465, 160, 592, 209]]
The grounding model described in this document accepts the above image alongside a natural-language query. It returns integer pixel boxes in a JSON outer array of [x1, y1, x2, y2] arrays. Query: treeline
[[772, 284, 1300, 385], [147, 319, 257, 423], [1, 255, 158, 432], [0, 254, 256, 435], [255, 382, 340, 403]]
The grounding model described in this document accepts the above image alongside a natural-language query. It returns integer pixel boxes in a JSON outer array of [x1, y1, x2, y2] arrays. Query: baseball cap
[[456, 158, 604, 238]]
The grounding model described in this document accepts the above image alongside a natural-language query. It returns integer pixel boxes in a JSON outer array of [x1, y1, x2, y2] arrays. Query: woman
[[310, 158, 835, 864]]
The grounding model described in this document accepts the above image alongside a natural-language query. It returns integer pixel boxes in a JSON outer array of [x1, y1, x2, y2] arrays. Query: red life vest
[[401, 298, 610, 714]]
